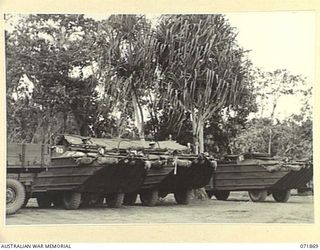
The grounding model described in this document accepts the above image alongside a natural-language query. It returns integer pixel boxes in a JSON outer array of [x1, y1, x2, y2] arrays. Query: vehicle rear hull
[[153, 160, 213, 193], [206, 159, 313, 193]]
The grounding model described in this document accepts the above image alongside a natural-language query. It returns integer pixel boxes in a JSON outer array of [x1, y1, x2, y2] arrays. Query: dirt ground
[[6, 191, 314, 225]]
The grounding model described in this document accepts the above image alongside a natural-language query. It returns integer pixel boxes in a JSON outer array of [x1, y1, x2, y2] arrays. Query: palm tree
[[99, 15, 158, 139]]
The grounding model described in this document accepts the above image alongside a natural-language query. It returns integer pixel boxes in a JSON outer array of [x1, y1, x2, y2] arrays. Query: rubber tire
[[206, 190, 214, 199], [6, 179, 26, 215], [140, 190, 159, 206], [37, 194, 52, 208], [62, 192, 82, 210], [123, 193, 138, 206], [248, 190, 268, 202], [214, 191, 230, 201], [272, 190, 291, 202], [106, 193, 124, 208], [174, 189, 193, 205]]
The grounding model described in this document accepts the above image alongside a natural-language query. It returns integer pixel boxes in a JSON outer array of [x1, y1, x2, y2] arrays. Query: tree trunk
[[198, 120, 204, 153], [79, 123, 88, 136], [192, 123, 198, 154], [191, 116, 208, 200], [268, 128, 272, 155], [131, 91, 145, 140], [268, 100, 277, 154], [192, 117, 205, 154], [62, 112, 68, 133]]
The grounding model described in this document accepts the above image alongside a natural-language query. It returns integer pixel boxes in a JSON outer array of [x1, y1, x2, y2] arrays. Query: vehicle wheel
[[214, 191, 230, 201], [272, 190, 291, 202], [140, 190, 159, 206], [6, 179, 26, 215], [37, 194, 52, 208], [123, 193, 138, 206], [106, 193, 124, 208], [62, 192, 82, 210], [248, 190, 268, 202], [205, 190, 214, 199], [174, 189, 193, 205]]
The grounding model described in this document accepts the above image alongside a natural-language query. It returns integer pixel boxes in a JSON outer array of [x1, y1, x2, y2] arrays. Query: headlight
[[98, 147, 105, 155]]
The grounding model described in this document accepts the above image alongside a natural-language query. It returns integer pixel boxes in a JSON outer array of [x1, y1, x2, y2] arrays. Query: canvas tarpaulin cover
[[62, 134, 188, 151]]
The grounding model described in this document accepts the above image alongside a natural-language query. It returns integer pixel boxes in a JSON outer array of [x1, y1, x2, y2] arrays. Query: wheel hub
[[6, 188, 16, 204]]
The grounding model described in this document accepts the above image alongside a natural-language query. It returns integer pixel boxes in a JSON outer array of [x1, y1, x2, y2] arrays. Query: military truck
[[205, 152, 313, 202], [6, 143, 50, 215]]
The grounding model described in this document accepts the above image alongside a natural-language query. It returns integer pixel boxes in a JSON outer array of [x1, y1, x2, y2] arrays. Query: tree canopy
[[155, 14, 253, 152], [6, 14, 101, 142], [5, 14, 312, 160]]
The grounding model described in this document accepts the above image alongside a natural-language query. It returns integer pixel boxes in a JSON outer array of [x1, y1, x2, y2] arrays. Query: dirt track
[[6, 192, 313, 225]]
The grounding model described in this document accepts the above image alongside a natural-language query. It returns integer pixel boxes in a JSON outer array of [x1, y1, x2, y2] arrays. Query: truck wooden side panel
[[7, 143, 50, 168], [6, 143, 50, 194]]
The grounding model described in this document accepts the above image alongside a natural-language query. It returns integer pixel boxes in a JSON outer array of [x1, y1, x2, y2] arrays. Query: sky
[[226, 11, 315, 82], [225, 11, 315, 120]]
